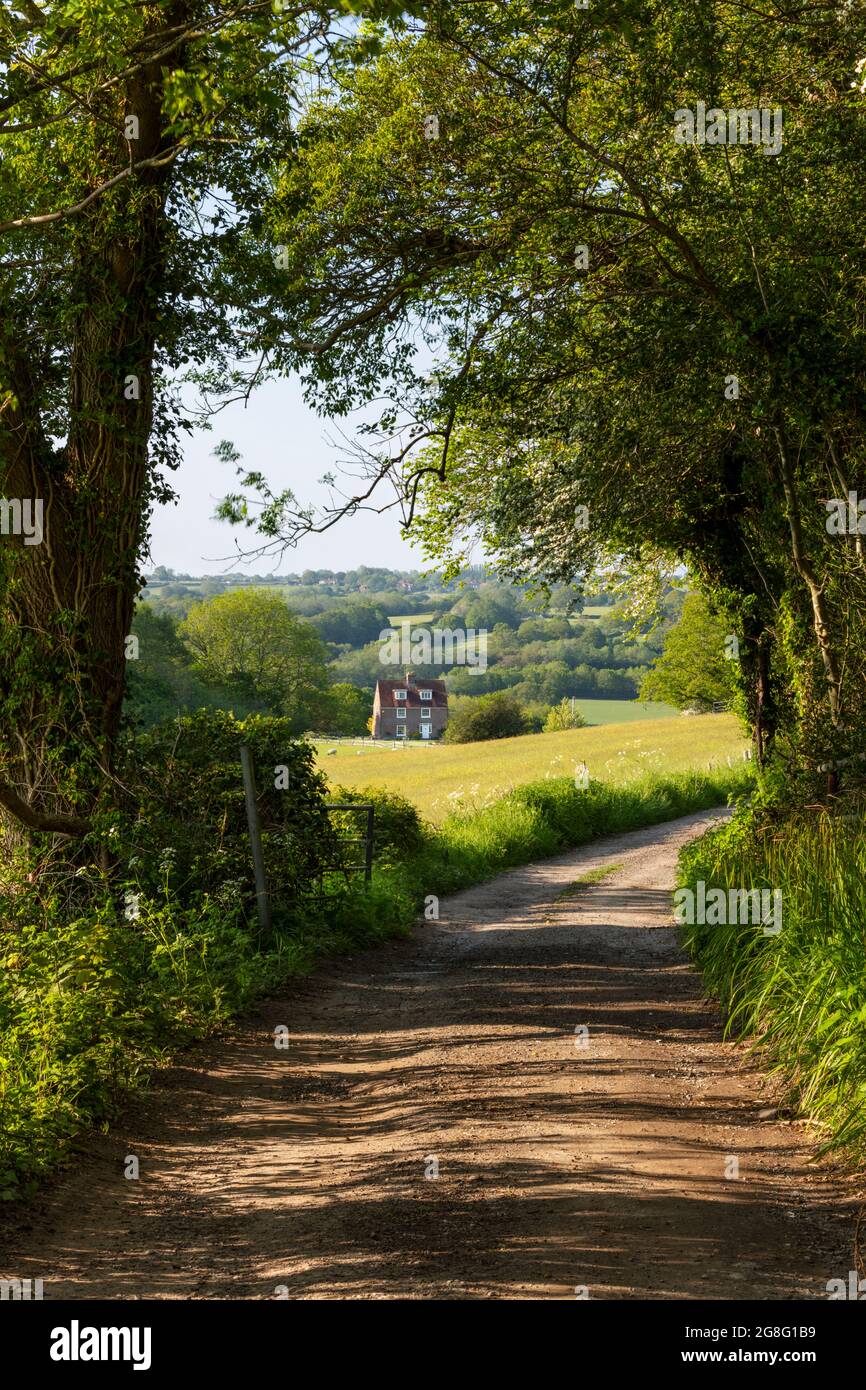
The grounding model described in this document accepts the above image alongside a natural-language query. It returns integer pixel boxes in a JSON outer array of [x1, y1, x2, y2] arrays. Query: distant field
[[316, 713, 746, 823], [387, 612, 435, 627], [571, 699, 676, 724]]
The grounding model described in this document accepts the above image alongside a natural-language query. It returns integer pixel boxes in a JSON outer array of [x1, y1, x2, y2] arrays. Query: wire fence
[[314, 735, 443, 749]]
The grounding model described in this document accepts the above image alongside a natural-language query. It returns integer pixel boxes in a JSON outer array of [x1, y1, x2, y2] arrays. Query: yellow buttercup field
[[315, 713, 746, 823]]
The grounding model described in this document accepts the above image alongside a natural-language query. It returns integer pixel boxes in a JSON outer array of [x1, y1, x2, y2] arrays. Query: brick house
[[372, 671, 448, 740]]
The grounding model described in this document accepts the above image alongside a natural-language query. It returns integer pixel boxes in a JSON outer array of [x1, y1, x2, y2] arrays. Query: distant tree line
[[126, 592, 371, 736], [129, 576, 683, 739]]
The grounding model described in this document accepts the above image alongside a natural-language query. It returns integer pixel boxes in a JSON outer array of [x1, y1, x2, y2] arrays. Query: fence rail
[[314, 735, 441, 748]]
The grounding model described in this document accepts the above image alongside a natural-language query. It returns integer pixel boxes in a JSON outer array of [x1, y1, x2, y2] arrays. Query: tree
[[219, 2, 866, 796], [543, 700, 587, 733], [444, 692, 529, 743], [310, 601, 390, 646], [125, 604, 197, 728], [179, 590, 330, 733], [320, 683, 371, 735], [517, 617, 573, 642], [125, 603, 269, 728], [640, 595, 736, 712], [0, 0, 405, 853], [442, 588, 523, 631]]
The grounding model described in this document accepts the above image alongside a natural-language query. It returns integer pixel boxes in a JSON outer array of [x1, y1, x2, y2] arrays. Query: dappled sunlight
[[1, 810, 850, 1302]]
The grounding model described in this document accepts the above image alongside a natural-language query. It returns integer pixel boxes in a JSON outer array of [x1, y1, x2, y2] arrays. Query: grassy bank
[[679, 803, 866, 1155], [315, 712, 746, 820], [0, 763, 750, 1200]]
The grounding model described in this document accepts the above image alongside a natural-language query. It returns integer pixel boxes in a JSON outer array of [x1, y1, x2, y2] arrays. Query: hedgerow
[[0, 734, 749, 1199]]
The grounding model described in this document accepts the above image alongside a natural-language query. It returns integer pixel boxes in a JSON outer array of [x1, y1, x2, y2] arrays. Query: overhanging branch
[[0, 781, 92, 836]]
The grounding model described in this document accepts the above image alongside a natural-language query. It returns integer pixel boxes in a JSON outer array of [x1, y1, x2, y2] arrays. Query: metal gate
[[325, 802, 375, 886], [238, 744, 375, 931]]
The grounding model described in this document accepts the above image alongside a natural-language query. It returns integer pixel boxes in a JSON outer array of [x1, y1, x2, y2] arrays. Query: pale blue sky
[[148, 374, 426, 576]]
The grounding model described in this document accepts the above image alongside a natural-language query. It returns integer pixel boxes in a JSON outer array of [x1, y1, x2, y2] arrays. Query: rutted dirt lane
[[0, 809, 858, 1300]]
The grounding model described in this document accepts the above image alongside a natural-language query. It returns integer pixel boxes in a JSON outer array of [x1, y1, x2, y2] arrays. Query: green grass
[[356, 766, 752, 930], [680, 802, 866, 1155], [315, 712, 746, 822], [570, 698, 678, 724], [555, 864, 622, 898]]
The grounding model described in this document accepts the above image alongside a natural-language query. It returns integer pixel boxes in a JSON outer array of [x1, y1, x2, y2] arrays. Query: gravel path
[[0, 808, 857, 1300]]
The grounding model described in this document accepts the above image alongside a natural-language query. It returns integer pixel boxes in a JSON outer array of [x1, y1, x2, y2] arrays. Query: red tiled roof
[[375, 678, 447, 709]]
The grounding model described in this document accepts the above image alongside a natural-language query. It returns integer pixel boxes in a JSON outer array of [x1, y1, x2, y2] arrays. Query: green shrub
[[543, 698, 588, 732], [326, 784, 424, 864], [444, 692, 530, 743], [0, 892, 277, 1199], [123, 709, 340, 915]]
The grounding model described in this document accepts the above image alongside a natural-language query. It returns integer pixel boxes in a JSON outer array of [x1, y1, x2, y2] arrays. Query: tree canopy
[[179, 588, 329, 728], [0, 0, 407, 846], [639, 593, 736, 712], [4, 0, 866, 856], [444, 691, 530, 743], [218, 0, 866, 793]]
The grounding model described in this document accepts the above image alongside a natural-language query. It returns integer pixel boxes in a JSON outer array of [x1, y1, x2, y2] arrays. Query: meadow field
[[561, 698, 677, 724], [387, 611, 436, 626], [316, 712, 747, 822]]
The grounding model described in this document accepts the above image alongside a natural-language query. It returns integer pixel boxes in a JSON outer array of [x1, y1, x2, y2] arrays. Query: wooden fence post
[[240, 743, 272, 935], [364, 804, 374, 884]]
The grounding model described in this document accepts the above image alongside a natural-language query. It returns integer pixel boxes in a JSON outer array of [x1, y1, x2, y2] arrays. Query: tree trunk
[[0, 57, 173, 852], [774, 425, 844, 731]]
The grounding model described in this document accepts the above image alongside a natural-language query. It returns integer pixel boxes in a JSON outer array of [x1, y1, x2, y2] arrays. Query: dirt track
[[0, 808, 858, 1300]]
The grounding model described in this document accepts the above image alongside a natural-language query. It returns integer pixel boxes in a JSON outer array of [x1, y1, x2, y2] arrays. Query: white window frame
[[419, 688, 433, 701], [395, 726, 407, 738], [394, 689, 407, 700], [421, 707, 431, 718], [396, 707, 406, 719]]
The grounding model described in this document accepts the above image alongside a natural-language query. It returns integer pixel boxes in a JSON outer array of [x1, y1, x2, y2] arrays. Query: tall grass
[[679, 804, 866, 1153], [330, 764, 753, 935]]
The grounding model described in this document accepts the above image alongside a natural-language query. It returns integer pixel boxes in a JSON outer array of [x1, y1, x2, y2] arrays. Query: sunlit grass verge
[[330, 764, 753, 944], [0, 765, 749, 1199], [679, 803, 866, 1155]]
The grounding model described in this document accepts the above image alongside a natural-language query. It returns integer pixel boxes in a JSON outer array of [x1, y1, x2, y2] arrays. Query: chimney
[[405, 670, 415, 687]]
